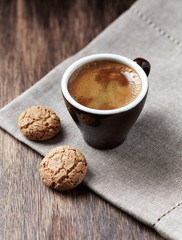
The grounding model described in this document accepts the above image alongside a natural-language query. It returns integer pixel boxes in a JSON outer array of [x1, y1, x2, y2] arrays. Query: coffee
[[68, 60, 142, 110]]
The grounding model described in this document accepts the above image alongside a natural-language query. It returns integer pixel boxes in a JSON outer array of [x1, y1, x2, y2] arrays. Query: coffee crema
[[68, 60, 142, 110]]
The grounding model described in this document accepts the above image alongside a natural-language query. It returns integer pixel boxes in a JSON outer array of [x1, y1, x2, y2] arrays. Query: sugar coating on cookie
[[39, 146, 87, 191], [18, 106, 61, 141]]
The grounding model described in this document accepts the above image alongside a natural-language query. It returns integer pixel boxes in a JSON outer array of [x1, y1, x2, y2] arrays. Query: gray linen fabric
[[1, 0, 182, 239]]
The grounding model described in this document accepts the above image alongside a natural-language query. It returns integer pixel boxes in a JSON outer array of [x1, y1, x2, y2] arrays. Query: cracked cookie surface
[[18, 106, 61, 141], [39, 146, 87, 191]]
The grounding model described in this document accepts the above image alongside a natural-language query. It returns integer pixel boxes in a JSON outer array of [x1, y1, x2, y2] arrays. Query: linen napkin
[[1, 0, 182, 239]]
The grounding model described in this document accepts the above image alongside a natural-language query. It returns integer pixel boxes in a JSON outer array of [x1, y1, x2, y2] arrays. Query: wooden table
[[0, 0, 164, 239]]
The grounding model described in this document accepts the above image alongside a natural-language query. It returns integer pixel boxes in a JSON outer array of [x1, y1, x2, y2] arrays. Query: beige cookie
[[39, 146, 87, 191], [18, 106, 61, 141]]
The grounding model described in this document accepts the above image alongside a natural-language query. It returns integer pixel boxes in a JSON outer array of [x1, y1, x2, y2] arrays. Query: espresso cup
[[61, 54, 150, 149]]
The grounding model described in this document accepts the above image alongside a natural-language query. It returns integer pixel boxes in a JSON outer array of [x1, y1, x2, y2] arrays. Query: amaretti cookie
[[18, 105, 61, 141], [39, 146, 87, 191]]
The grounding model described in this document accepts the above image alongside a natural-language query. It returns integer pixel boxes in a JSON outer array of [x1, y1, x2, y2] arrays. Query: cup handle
[[134, 58, 151, 76]]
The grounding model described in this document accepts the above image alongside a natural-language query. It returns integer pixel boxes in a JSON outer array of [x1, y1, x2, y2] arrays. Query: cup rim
[[61, 54, 149, 115]]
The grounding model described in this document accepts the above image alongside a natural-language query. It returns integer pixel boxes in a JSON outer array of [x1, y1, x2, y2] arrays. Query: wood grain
[[0, 0, 164, 239]]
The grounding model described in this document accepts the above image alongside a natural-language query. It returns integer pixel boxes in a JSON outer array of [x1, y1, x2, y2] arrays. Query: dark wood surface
[[0, 0, 164, 239]]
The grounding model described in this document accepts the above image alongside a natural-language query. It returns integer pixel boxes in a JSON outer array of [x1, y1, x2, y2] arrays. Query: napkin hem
[[153, 200, 182, 227], [131, 6, 182, 49]]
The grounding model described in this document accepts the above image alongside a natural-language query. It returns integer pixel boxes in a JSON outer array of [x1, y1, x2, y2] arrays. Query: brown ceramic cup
[[61, 54, 150, 149]]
